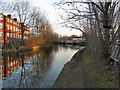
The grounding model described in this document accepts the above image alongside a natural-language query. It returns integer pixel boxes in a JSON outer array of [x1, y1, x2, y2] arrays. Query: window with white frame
[[13, 21, 15, 25], [0, 14, 3, 20], [7, 33, 9, 37], [13, 27, 15, 31], [10, 33, 12, 38], [7, 25, 9, 30], [7, 40, 9, 44], [10, 20, 12, 23], [13, 34, 15, 38], [7, 18, 9, 22], [0, 23, 3, 29], [11, 26, 12, 30]]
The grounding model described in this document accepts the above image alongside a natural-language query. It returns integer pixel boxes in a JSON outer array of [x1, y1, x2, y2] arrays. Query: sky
[[1, 0, 82, 36], [28, 0, 82, 36]]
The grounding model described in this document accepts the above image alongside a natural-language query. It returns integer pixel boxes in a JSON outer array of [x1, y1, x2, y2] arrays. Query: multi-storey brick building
[[0, 13, 29, 48]]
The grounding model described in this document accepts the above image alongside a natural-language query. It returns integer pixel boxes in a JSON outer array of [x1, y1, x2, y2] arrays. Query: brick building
[[0, 13, 29, 48]]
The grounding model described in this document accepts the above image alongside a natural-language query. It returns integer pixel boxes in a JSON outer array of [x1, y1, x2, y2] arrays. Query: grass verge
[[82, 49, 118, 88]]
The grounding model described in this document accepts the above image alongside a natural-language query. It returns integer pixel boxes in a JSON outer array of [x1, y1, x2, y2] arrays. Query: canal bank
[[53, 48, 118, 88], [53, 48, 85, 88], [2, 45, 52, 54]]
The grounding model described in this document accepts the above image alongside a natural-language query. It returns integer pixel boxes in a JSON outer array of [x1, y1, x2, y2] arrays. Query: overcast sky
[[28, 0, 82, 36]]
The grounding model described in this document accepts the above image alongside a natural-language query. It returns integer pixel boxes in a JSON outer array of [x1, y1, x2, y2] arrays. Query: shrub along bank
[[82, 49, 118, 88]]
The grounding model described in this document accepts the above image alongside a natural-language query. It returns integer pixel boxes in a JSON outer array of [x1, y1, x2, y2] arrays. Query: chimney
[[7, 14, 11, 18], [13, 18, 17, 22], [21, 23, 24, 26]]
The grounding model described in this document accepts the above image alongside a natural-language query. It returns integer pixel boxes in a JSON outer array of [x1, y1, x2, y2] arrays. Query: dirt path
[[53, 49, 85, 88]]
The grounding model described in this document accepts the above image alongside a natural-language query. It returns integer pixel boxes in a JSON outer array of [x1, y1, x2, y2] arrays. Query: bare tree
[[12, 1, 33, 46], [30, 7, 47, 37], [54, 0, 120, 59], [0, 1, 14, 13]]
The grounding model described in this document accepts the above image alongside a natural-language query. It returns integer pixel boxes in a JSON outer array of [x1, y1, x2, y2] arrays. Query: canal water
[[2, 45, 81, 88]]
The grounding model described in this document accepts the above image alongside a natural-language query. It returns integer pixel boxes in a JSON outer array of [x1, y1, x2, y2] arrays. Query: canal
[[2, 45, 82, 88]]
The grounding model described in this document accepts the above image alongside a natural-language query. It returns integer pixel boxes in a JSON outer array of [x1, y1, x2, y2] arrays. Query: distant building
[[0, 13, 29, 47], [72, 37, 86, 43], [72, 37, 82, 41]]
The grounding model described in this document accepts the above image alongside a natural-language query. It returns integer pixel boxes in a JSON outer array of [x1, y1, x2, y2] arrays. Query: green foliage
[[82, 49, 118, 88]]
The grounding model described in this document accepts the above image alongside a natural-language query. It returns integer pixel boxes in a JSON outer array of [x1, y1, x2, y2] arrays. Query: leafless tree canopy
[[55, 0, 120, 59]]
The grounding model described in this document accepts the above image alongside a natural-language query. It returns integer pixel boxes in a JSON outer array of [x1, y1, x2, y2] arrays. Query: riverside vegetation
[[53, 48, 118, 88], [82, 49, 118, 88]]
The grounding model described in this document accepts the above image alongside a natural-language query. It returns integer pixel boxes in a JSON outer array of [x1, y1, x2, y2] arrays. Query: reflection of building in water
[[2, 56, 21, 78], [2, 47, 54, 80], [2, 54, 30, 79]]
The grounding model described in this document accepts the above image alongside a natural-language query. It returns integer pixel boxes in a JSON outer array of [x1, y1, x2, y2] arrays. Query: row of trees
[[0, 1, 59, 47], [55, 0, 120, 60], [59, 35, 80, 40]]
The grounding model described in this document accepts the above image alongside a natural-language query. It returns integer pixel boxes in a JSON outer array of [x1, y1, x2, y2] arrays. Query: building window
[[16, 28, 17, 32], [13, 34, 15, 38], [7, 25, 9, 30], [7, 40, 9, 44], [0, 23, 3, 29], [11, 26, 12, 30], [0, 14, 3, 20], [13, 21, 15, 25], [13, 27, 15, 31], [7, 33, 9, 37], [7, 18, 9, 22], [0, 32, 3, 37], [11, 33, 12, 38], [10, 19, 12, 23]]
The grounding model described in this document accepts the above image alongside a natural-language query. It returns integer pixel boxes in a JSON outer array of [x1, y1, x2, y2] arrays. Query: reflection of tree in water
[[2, 45, 78, 88], [31, 47, 53, 71], [19, 53, 26, 88], [18, 47, 55, 87], [52, 45, 59, 53]]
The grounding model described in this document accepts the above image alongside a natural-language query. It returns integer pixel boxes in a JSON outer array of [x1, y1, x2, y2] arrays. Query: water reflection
[[2, 45, 80, 88]]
